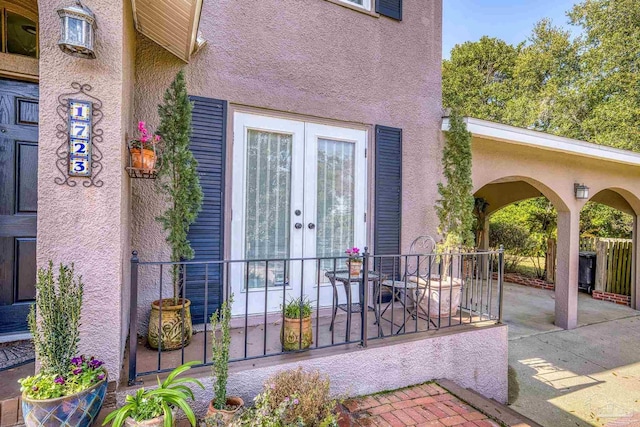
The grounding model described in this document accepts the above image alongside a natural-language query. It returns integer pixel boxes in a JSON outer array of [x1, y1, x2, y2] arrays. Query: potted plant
[[426, 111, 476, 318], [129, 121, 160, 172], [280, 297, 313, 352], [149, 70, 203, 350], [206, 295, 244, 425], [102, 362, 204, 427], [345, 247, 363, 276], [19, 262, 108, 427]]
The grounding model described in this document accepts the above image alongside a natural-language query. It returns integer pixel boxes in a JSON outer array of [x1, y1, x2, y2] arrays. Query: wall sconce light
[[57, 1, 97, 59], [574, 183, 589, 200]]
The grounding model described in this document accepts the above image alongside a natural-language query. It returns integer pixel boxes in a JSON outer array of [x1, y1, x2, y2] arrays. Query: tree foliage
[[156, 70, 203, 303], [437, 112, 475, 249]]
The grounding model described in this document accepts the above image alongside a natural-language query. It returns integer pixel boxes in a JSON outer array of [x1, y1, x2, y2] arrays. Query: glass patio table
[[325, 269, 385, 342]]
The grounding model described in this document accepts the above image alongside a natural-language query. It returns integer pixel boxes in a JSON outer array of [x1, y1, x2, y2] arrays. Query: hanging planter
[[127, 121, 160, 179]]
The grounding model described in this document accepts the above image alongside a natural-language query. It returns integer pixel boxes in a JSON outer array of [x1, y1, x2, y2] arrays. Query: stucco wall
[[131, 0, 444, 328], [37, 0, 134, 383], [119, 324, 509, 409]]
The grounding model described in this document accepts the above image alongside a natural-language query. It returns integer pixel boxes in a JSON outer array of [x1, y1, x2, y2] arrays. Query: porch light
[[57, 1, 97, 59], [574, 183, 589, 200]]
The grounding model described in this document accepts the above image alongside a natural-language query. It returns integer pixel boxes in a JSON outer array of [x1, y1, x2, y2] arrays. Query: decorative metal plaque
[[55, 83, 104, 187]]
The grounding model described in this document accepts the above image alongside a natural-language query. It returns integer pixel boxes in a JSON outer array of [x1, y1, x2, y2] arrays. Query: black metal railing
[[128, 247, 504, 385]]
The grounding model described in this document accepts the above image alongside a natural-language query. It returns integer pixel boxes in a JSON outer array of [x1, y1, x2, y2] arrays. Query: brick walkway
[[340, 383, 501, 427]]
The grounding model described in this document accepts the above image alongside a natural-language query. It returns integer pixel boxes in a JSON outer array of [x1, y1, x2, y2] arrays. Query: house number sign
[[55, 82, 104, 187], [68, 99, 92, 176]]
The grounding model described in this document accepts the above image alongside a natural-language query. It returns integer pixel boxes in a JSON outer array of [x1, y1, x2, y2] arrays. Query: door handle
[[295, 223, 303, 229], [308, 223, 315, 229]]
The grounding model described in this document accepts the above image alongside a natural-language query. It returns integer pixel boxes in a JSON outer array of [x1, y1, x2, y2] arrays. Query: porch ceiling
[[131, 0, 203, 62]]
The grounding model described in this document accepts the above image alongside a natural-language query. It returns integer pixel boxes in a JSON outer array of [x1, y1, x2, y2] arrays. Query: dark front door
[[0, 78, 38, 335]]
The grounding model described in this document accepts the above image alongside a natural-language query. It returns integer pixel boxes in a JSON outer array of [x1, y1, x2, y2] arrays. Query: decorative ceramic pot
[[130, 148, 156, 171], [206, 397, 244, 426], [281, 316, 313, 351], [22, 374, 107, 427], [417, 278, 463, 318], [346, 260, 363, 276], [148, 299, 193, 350]]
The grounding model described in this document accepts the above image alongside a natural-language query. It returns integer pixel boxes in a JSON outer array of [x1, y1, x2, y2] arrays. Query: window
[[339, 0, 372, 11], [1, 4, 38, 59]]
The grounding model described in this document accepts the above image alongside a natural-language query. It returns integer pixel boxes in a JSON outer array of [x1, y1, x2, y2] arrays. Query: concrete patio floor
[[502, 282, 640, 427]]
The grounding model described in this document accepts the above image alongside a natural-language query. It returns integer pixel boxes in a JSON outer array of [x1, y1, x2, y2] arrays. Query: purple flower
[[73, 368, 83, 375], [88, 359, 103, 369], [32, 386, 39, 391], [54, 377, 65, 385], [293, 399, 299, 405], [284, 397, 290, 402], [97, 373, 105, 381], [269, 383, 275, 390], [71, 356, 83, 366]]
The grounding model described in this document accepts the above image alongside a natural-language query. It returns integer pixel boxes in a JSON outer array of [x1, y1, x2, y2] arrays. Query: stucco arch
[[474, 175, 570, 217], [588, 187, 640, 216]]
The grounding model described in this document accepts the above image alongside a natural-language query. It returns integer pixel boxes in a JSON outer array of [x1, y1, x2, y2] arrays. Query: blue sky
[[443, 0, 581, 59]]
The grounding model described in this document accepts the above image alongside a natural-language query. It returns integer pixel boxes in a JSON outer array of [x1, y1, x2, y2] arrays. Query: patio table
[[325, 269, 385, 342]]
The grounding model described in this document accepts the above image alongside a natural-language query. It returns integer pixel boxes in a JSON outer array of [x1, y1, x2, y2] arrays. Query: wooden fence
[[595, 239, 633, 296], [546, 237, 632, 296]]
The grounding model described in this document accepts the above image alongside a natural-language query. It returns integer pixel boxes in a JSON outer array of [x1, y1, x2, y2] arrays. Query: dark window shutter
[[186, 96, 227, 323], [374, 125, 402, 279], [376, 0, 402, 20]]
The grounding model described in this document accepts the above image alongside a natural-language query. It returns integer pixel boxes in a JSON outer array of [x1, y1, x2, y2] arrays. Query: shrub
[[489, 221, 537, 272], [211, 295, 233, 410], [232, 367, 337, 427]]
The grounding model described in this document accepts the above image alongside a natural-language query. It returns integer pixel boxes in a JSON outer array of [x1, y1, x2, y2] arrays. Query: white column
[[555, 209, 580, 329]]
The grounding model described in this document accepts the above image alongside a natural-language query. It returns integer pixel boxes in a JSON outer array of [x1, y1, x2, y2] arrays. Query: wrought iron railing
[[128, 248, 504, 385]]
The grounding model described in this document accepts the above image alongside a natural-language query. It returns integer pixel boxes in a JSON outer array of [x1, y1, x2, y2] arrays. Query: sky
[[443, 0, 581, 59]]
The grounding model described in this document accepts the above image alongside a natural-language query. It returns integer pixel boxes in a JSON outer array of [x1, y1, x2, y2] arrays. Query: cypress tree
[[156, 70, 203, 304]]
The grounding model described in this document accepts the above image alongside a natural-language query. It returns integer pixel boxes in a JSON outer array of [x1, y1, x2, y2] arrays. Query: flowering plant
[[345, 247, 362, 263], [19, 355, 106, 400], [130, 121, 161, 150]]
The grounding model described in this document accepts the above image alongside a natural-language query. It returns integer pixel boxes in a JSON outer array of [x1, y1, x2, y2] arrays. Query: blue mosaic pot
[[21, 375, 108, 427]]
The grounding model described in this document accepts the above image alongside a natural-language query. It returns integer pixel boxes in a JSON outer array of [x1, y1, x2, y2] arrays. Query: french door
[[231, 112, 367, 315]]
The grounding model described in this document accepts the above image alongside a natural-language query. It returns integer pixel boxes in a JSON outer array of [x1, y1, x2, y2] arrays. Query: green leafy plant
[[436, 112, 476, 252], [282, 297, 312, 320], [28, 262, 83, 376], [211, 295, 233, 410], [156, 70, 203, 304], [102, 362, 204, 427], [231, 368, 337, 427]]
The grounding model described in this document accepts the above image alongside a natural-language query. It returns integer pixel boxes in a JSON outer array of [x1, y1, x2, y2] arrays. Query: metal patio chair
[[379, 235, 438, 333]]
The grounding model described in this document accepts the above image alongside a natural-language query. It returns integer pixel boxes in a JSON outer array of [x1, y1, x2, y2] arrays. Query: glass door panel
[[245, 129, 292, 289]]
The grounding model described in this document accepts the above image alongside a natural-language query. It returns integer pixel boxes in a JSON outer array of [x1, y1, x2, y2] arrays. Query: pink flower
[[137, 121, 146, 132], [154, 135, 161, 142]]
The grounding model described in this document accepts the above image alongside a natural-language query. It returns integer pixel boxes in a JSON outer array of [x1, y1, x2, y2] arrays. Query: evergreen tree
[[437, 112, 475, 249], [156, 70, 203, 304]]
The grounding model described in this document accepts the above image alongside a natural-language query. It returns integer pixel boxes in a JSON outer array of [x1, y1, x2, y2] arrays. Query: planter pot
[[148, 299, 193, 350], [22, 374, 107, 427], [413, 277, 462, 318], [346, 260, 362, 276], [124, 412, 175, 427], [130, 148, 157, 171], [206, 397, 244, 425], [280, 316, 313, 351]]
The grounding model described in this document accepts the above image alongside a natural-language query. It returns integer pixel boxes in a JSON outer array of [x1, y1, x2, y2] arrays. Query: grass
[[505, 256, 546, 279]]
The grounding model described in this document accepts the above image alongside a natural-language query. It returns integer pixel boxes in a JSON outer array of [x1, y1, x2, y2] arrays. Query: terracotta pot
[[346, 260, 362, 276], [130, 148, 157, 171], [22, 374, 107, 427], [206, 397, 244, 425], [148, 299, 193, 350], [281, 315, 313, 351]]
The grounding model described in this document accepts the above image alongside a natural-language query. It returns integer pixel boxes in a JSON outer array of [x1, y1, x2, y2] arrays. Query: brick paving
[[339, 383, 502, 427]]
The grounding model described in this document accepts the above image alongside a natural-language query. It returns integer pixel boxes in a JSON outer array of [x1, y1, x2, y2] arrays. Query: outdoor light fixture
[[57, 1, 97, 59], [574, 183, 590, 200]]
